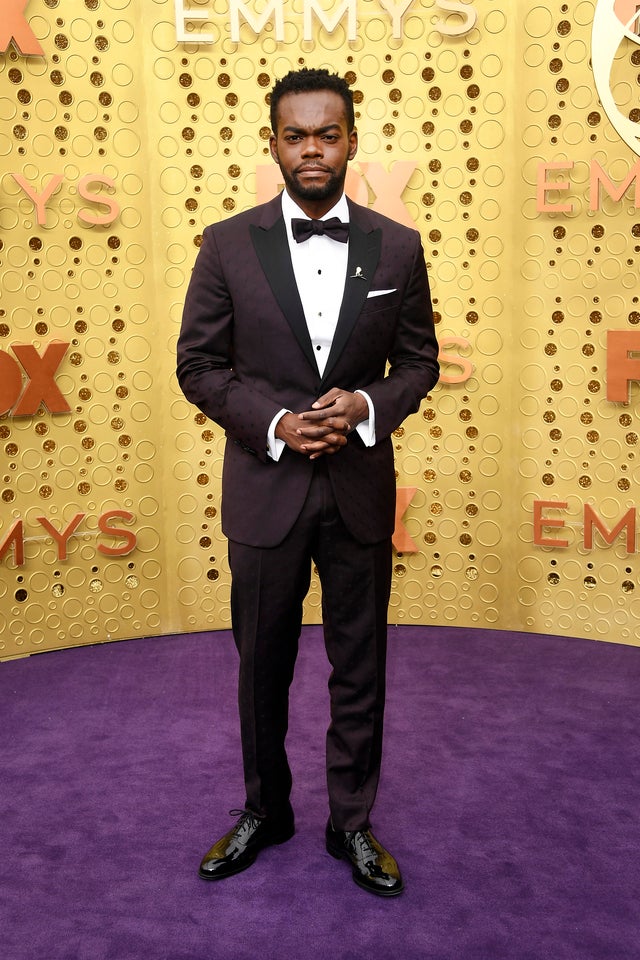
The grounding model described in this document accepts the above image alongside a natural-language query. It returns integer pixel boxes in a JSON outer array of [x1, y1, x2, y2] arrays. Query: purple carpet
[[1, 625, 639, 960]]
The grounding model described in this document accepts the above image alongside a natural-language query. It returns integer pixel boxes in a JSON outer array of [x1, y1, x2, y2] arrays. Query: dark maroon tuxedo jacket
[[177, 194, 439, 548]]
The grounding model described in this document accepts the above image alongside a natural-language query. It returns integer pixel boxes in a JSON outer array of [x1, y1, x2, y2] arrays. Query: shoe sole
[[326, 842, 404, 897]]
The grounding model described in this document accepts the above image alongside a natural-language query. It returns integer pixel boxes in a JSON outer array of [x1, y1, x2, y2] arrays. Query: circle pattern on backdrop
[[1, 2, 639, 655]]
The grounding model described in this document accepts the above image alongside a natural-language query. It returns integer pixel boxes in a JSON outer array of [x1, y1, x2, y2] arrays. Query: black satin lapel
[[250, 220, 317, 373], [320, 223, 382, 389]]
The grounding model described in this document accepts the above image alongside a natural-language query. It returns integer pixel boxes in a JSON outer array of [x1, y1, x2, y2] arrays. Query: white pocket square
[[366, 288, 397, 298]]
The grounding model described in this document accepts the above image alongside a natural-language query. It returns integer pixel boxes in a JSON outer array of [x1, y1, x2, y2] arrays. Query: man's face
[[269, 90, 358, 217]]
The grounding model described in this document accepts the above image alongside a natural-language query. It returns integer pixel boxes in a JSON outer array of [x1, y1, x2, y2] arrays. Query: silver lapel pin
[[350, 266, 367, 280]]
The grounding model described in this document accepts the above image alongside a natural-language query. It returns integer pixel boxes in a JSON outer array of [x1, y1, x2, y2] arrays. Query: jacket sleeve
[[176, 225, 284, 462]]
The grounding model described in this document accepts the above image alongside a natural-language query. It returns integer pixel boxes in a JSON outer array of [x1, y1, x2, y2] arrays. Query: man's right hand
[[275, 411, 348, 460]]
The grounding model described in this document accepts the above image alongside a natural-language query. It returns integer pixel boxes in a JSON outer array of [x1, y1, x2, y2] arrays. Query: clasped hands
[[275, 387, 368, 460]]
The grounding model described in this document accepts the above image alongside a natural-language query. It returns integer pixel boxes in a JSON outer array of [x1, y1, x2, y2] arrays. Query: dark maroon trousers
[[228, 458, 392, 833]]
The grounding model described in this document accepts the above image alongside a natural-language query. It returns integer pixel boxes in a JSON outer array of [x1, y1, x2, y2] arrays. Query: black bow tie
[[291, 217, 349, 244]]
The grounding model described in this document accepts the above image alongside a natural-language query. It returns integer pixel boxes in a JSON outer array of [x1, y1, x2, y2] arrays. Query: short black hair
[[270, 68, 355, 134]]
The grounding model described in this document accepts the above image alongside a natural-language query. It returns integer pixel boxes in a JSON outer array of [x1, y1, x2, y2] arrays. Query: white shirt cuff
[[355, 390, 375, 446], [267, 408, 289, 461]]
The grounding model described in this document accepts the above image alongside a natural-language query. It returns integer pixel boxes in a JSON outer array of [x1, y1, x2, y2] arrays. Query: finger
[[311, 387, 343, 410], [297, 423, 335, 438], [298, 408, 340, 423], [300, 434, 347, 452]]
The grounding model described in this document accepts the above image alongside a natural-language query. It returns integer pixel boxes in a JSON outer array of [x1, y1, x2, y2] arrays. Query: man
[[177, 67, 439, 896]]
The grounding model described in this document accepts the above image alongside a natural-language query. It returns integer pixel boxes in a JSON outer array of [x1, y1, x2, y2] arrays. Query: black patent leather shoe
[[326, 820, 404, 896], [199, 809, 295, 880]]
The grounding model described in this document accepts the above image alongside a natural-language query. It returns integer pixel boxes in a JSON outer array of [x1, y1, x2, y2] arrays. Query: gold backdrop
[[2, 0, 640, 659]]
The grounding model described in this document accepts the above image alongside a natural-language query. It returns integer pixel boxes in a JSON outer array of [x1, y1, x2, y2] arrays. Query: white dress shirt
[[267, 191, 375, 460]]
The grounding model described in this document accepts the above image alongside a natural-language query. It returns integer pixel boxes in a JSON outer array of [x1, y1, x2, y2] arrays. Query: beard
[[279, 160, 348, 205]]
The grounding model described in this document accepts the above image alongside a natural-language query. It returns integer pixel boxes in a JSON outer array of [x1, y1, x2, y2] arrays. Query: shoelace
[[348, 830, 377, 865], [228, 808, 261, 842]]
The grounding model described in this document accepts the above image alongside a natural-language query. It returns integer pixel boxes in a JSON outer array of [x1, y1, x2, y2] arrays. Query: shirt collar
[[281, 190, 349, 226]]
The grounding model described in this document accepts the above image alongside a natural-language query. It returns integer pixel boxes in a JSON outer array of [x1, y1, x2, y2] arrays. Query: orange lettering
[[606, 330, 640, 402], [533, 500, 569, 548], [37, 514, 85, 561], [0, 0, 44, 56], [10, 342, 70, 415], [77, 175, 120, 226], [11, 174, 63, 226], [0, 520, 24, 566], [536, 162, 574, 214], [584, 504, 636, 553], [438, 336, 473, 385], [97, 510, 137, 556], [590, 158, 640, 212]]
